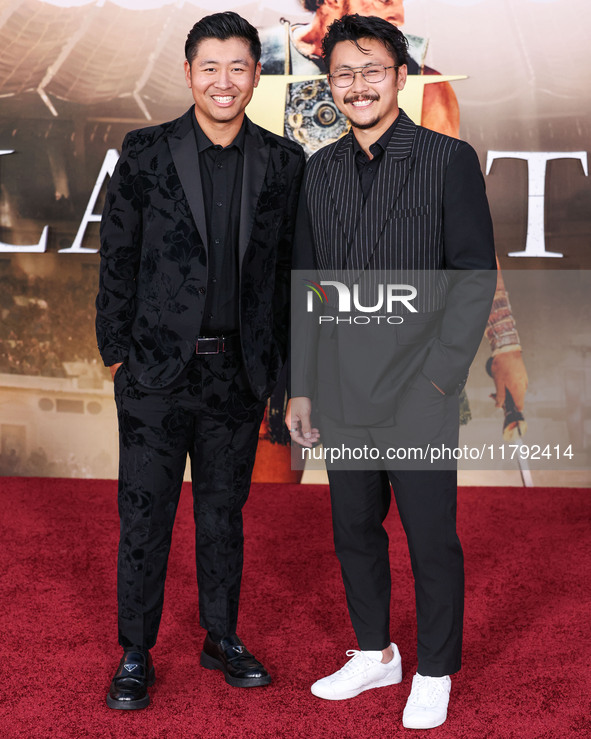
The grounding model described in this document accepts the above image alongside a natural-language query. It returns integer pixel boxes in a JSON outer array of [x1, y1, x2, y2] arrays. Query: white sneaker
[[311, 643, 402, 700], [402, 673, 452, 729]]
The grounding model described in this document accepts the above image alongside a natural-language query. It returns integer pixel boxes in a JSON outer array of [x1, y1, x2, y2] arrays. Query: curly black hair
[[322, 13, 409, 69]]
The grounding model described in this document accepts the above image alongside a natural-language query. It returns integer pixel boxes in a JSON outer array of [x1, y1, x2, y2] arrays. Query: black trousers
[[327, 468, 463, 677], [321, 374, 464, 677], [113, 350, 266, 651]]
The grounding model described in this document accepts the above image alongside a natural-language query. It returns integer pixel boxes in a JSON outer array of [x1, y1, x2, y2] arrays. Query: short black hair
[[185, 12, 261, 66], [322, 14, 409, 70]]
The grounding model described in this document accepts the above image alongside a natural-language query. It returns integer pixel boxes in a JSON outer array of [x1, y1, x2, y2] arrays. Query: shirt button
[[214, 238, 220, 244], [216, 201, 223, 207], [212, 278, 217, 283], [368, 168, 373, 173], [199, 287, 206, 295], [208, 313, 214, 319]]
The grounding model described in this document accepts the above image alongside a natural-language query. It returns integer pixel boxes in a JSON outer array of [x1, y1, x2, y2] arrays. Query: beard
[[345, 93, 380, 130], [350, 117, 380, 130]]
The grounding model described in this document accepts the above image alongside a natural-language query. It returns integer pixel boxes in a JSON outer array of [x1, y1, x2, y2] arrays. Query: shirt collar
[[192, 109, 246, 154], [352, 112, 401, 161]]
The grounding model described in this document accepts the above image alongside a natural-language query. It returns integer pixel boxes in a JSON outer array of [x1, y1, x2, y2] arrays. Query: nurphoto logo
[[305, 280, 418, 324]]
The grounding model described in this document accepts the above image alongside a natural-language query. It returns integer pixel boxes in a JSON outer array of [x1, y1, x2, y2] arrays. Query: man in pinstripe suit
[[286, 15, 496, 730]]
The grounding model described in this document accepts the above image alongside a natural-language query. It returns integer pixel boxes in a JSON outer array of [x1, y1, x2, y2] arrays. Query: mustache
[[344, 93, 379, 104]]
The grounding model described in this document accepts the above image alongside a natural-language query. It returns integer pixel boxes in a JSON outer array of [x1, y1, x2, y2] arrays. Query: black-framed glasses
[[329, 64, 399, 88]]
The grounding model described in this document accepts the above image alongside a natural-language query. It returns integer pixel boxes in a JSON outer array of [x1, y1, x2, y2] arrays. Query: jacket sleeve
[[272, 145, 306, 363], [95, 133, 142, 366], [421, 142, 497, 393], [289, 165, 321, 399]]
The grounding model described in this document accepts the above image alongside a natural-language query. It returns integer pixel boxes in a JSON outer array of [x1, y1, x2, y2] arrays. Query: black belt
[[195, 334, 240, 355]]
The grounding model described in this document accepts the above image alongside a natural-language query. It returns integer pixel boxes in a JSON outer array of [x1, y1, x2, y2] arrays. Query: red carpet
[[0, 478, 589, 738]]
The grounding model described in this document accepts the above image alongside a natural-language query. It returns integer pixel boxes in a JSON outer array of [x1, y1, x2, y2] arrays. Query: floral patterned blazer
[[96, 108, 305, 400]]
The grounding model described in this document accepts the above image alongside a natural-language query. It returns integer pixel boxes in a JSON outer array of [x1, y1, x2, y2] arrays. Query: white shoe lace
[[335, 650, 374, 677], [408, 675, 449, 708]]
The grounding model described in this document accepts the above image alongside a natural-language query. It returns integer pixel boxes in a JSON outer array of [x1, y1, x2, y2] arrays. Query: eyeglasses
[[329, 65, 399, 88]]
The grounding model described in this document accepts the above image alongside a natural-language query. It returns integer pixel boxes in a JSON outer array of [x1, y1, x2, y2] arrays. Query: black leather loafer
[[200, 634, 271, 688], [106, 650, 155, 710]]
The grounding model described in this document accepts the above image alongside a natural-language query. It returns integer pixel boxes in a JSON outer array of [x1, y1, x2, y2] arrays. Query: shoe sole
[[200, 651, 272, 688], [106, 694, 150, 710], [311, 670, 403, 701], [402, 714, 447, 730], [105, 668, 155, 710]]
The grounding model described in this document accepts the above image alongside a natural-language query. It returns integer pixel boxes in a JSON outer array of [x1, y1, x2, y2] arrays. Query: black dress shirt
[[352, 113, 400, 200], [192, 113, 245, 334], [292, 114, 401, 270]]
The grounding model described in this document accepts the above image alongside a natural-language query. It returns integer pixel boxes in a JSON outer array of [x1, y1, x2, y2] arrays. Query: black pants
[[327, 468, 463, 677], [113, 351, 266, 651], [321, 376, 463, 677]]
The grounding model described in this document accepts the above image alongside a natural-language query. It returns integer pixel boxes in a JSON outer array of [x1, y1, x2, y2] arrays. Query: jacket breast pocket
[[392, 205, 430, 219]]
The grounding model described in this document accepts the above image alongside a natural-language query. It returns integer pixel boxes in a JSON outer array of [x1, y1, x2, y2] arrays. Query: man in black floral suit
[[96, 12, 304, 710]]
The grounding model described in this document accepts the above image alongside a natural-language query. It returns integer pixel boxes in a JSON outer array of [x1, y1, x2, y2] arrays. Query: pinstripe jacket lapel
[[324, 133, 364, 269], [345, 111, 416, 276]]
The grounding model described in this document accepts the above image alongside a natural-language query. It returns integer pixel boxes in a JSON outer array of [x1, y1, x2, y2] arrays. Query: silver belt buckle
[[196, 336, 224, 355]]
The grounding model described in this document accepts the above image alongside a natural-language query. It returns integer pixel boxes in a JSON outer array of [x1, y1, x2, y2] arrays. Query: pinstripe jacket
[[292, 110, 496, 425]]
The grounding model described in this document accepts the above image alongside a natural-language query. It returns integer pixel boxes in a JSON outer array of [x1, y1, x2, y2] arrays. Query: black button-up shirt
[[352, 113, 400, 200], [292, 114, 402, 271], [192, 113, 245, 334]]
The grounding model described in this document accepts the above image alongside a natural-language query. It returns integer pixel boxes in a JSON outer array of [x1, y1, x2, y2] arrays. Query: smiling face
[[184, 36, 261, 133], [328, 37, 407, 134]]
